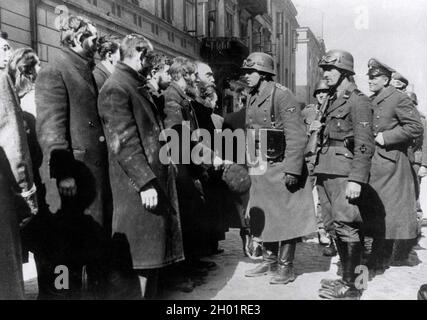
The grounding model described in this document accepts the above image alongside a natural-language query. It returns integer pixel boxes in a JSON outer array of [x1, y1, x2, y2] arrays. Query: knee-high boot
[[269, 239, 296, 285], [245, 242, 278, 277]]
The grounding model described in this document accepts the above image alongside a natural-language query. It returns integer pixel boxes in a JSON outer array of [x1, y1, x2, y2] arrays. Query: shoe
[[248, 241, 263, 260], [269, 265, 296, 285], [418, 284, 427, 300], [323, 238, 337, 257], [319, 281, 362, 300], [190, 260, 217, 271], [320, 278, 343, 287], [245, 262, 277, 277], [174, 278, 195, 293], [269, 240, 296, 284], [318, 229, 330, 246]]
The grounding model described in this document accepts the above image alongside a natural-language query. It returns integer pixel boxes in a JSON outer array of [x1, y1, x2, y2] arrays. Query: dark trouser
[[26, 209, 111, 300], [316, 175, 364, 285]]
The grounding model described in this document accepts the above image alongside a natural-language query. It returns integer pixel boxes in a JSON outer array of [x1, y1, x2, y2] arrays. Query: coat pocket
[[335, 146, 353, 160], [376, 147, 399, 162]]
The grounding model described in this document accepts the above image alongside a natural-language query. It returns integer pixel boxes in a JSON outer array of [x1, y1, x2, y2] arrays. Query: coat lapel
[[326, 83, 357, 115], [63, 49, 97, 97], [371, 86, 395, 106], [250, 81, 274, 108]]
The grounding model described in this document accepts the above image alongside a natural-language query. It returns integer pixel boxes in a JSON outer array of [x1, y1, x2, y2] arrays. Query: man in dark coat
[[98, 34, 184, 299], [366, 59, 423, 272], [93, 35, 121, 91], [313, 50, 375, 299], [163, 57, 218, 291], [35, 16, 112, 299], [143, 52, 172, 118], [242, 52, 316, 285]]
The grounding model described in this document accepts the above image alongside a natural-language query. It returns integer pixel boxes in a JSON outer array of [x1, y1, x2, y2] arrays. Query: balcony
[[200, 37, 249, 63], [238, 0, 268, 16]]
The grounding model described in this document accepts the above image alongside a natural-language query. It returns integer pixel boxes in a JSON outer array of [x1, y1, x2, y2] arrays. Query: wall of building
[[295, 26, 325, 104], [0, 0, 202, 64]]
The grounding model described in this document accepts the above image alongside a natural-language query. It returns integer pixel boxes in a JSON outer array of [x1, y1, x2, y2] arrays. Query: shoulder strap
[[270, 84, 277, 128]]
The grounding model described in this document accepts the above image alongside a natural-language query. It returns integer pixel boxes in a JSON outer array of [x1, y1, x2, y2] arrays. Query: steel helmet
[[318, 50, 355, 75], [313, 79, 329, 97], [406, 92, 418, 105], [241, 52, 276, 76]]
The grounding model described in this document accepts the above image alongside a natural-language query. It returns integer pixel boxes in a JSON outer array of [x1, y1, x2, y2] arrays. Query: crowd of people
[[0, 14, 426, 300]]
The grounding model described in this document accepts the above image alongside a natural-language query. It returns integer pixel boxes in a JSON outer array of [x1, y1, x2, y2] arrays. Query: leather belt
[[327, 139, 345, 147]]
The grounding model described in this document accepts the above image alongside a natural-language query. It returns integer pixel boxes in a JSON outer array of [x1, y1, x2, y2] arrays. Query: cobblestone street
[[24, 182, 427, 300]]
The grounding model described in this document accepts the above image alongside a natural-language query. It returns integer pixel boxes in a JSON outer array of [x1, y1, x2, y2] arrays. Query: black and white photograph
[[1, 0, 427, 305]]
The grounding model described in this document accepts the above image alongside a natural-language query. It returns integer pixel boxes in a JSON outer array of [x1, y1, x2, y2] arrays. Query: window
[[161, 0, 174, 23], [138, 16, 142, 28], [130, 0, 139, 5], [285, 22, 289, 46], [185, 0, 195, 32], [285, 68, 289, 87], [151, 23, 159, 35], [87, 0, 97, 6], [133, 14, 138, 25], [181, 38, 187, 48], [168, 32, 175, 42], [276, 12, 283, 37], [112, 3, 122, 17], [225, 11, 233, 37]]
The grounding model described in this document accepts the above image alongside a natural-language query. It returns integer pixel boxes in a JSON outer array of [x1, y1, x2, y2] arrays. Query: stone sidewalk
[[24, 180, 427, 300], [160, 228, 427, 300], [24, 227, 427, 300]]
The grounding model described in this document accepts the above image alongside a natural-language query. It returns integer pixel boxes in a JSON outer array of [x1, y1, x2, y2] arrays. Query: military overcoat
[[368, 86, 424, 239], [246, 81, 316, 242]]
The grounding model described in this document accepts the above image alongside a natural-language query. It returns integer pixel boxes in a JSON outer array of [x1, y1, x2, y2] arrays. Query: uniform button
[[376, 116, 380, 119], [375, 125, 378, 127], [99, 136, 105, 142], [89, 121, 95, 127], [95, 160, 101, 166], [374, 133, 377, 137]]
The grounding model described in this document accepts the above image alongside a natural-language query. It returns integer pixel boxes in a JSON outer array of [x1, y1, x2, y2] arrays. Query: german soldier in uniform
[[366, 59, 423, 272], [313, 50, 375, 299], [242, 52, 316, 285], [302, 80, 337, 257]]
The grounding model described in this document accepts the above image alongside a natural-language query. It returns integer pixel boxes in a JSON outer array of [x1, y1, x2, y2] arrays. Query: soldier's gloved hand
[[58, 177, 77, 197], [140, 184, 158, 210], [309, 120, 323, 132], [284, 174, 299, 187], [346, 181, 361, 200], [375, 132, 385, 146], [418, 166, 427, 178]]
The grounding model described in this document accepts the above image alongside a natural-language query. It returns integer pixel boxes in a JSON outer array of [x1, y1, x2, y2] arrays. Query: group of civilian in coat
[[0, 15, 241, 300]]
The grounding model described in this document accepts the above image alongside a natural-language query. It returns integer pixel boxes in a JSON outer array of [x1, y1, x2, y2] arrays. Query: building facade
[[0, 0, 202, 64], [295, 26, 325, 105], [1, 0, 301, 113]]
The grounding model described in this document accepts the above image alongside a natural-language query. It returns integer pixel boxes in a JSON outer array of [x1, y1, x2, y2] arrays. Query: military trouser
[[316, 175, 363, 243], [316, 175, 364, 286]]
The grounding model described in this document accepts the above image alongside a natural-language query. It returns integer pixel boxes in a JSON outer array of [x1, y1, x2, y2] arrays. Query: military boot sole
[[244, 265, 277, 278], [269, 275, 296, 285]]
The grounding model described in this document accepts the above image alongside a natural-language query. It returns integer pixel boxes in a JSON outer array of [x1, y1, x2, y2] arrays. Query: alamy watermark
[[158, 122, 271, 175]]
